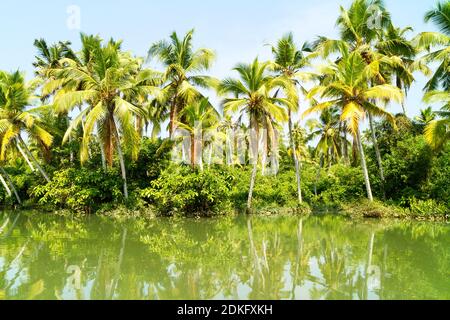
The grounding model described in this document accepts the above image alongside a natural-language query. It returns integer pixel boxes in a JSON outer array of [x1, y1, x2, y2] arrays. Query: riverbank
[[3, 198, 448, 222]]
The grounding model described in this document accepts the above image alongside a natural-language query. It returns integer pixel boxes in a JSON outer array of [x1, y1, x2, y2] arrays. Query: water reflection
[[0, 212, 449, 300]]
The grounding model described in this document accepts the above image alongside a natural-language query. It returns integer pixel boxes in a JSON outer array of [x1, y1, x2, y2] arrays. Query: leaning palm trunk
[[112, 118, 129, 200], [0, 171, 11, 197], [17, 136, 50, 183], [356, 129, 374, 202], [0, 167, 21, 204], [288, 111, 303, 204], [368, 113, 386, 199], [15, 138, 35, 172]]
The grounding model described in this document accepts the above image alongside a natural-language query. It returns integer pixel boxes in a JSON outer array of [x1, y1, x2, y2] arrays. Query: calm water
[[0, 211, 449, 300]]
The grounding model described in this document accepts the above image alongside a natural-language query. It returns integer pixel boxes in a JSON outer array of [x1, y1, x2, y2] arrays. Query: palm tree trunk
[[17, 136, 50, 183], [112, 119, 129, 200], [169, 96, 179, 139], [288, 111, 303, 204], [0, 167, 21, 204], [0, 171, 12, 197], [314, 154, 324, 197], [368, 113, 386, 199], [69, 134, 74, 164], [15, 138, 35, 172], [327, 147, 332, 170], [247, 122, 259, 212], [356, 128, 374, 202], [96, 135, 107, 171], [190, 133, 196, 169]]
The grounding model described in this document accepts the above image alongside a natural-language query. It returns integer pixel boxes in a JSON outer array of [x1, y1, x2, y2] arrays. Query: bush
[[409, 198, 448, 217], [426, 145, 450, 208], [141, 165, 235, 216], [32, 167, 123, 214], [311, 164, 366, 205]]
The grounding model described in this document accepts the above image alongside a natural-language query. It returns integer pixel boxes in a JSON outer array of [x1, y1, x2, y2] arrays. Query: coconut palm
[[304, 51, 403, 201], [415, 2, 450, 92], [218, 58, 294, 211], [147, 30, 217, 138], [53, 36, 159, 199], [270, 33, 314, 204], [33, 39, 77, 83], [307, 108, 342, 169], [306, 108, 342, 196], [424, 90, 450, 151], [0, 71, 52, 182], [176, 98, 220, 168], [414, 107, 436, 126], [317, 0, 416, 197]]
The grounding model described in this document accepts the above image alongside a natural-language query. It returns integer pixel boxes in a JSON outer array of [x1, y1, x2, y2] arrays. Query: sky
[[0, 0, 441, 121]]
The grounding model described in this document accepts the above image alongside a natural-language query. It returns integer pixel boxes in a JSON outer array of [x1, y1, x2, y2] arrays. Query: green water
[[0, 211, 449, 300]]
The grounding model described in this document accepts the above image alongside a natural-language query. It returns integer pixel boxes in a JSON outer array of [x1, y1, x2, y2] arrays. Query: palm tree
[[0, 71, 52, 182], [304, 51, 403, 201], [53, 36, 158, 199], [147, 29, 217, 138], [218, 59, 293, 211], [424, 91, 450, 151], [306, 108, 342, 196], [176, 98, 220, 168], [33, 39, 77, 82], [307, 108, 342, 168], [317, 0, 416, 197], [415, 1, 450, 92], [270, 33, 313, 204], [414, 107, 436, 126], [418, 2, 450, 151], [376, 25, 419, 115]]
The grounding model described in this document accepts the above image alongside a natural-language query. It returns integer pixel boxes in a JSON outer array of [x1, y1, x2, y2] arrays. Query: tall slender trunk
[[112, 118, 129, 199], [401, 103, 407, 116], [247, 122, 259, 212], [190, 133, 196, 169], [69, 134, 74, 164], [314, 155, 324, 197], [0, 167, 21, 204], [288, 111, 303, 204], [343, 131, 349, 165], [0, 171, 11, 197], [96, 135, 107, 171], [327, 147, 332, 170], [368, 113, 386, 199], [17, 136, 50, 183], [169, 96, 179, 139], [15, 138, 35, 172], [356, 128, 373, 202]]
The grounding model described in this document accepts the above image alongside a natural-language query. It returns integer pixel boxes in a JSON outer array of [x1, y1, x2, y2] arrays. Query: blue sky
[[0, 0, 440, 119]]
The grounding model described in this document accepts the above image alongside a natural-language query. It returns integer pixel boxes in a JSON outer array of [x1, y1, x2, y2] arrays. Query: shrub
[[312, 164, 365, 205], [141, 165, 235, 216], [32, 167, 123, 214], [409, 198, 448, 217]]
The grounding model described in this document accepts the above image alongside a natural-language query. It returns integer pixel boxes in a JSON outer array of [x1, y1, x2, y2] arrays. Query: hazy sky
[[0, 0, 441, 118]]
